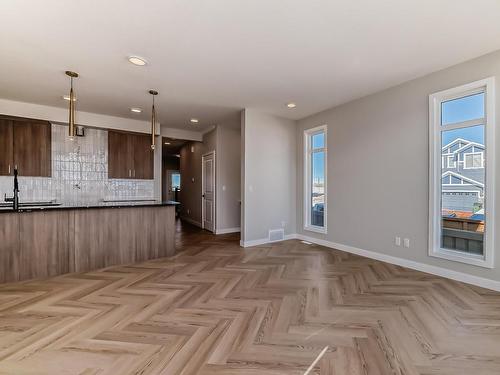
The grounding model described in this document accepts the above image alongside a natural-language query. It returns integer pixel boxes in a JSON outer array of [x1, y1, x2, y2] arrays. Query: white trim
[[295, 234, 500, 292], [463, 151, 484, 169], [429, 77, 495, 268], [446, 155, 456, 169], [240, 234, 297, 248], [454, 141, 485, 154], [181, 216, 202, 228], [442, 170, 484, 187], [303, 125, 327, 234], [201, 150, 216, 233], [442, 137, 470, 151], [216, 227, 240, 235]]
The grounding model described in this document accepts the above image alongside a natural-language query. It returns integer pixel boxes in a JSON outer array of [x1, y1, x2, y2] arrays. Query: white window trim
[[429, 77, 495, 268], [446, 155, 456, 169], [463, 151, 484, 169], [304, 125, 327, 234]]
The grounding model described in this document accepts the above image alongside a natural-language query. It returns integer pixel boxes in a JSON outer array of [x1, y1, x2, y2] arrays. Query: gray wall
[[179, 126, 241, 231], [216, 125, 241, 231], [242, 109, 297, 243], [296, 49, 500, 281]]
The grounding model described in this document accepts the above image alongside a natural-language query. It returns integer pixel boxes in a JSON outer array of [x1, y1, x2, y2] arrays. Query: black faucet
[[4, 167, 19, 211]]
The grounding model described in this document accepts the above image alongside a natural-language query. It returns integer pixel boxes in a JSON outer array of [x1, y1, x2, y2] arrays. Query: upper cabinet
[[0, 120, 14, 176], [0, 118, 51, 177], [108, 130, 154, 179]]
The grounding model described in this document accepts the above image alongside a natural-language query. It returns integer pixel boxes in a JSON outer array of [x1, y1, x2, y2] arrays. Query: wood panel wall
[[0, 206, 175, 283]]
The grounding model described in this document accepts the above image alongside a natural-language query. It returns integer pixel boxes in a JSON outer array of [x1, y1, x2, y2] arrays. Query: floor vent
[[269, 228, 285, 242]]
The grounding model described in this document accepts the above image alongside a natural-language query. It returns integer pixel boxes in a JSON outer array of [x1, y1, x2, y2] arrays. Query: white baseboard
[[240, 234, 297, 248], [181, 216, 202, 228], [296, 234, 500, 292], [216, 227, 241, 235]]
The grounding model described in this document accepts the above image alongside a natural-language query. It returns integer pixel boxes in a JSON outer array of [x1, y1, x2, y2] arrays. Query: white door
[[202, 151, 215, 232]]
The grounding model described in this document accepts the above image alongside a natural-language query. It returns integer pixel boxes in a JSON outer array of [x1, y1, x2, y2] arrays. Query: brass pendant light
[[149, 90, 158, 150], [65, 71, 79, 138]]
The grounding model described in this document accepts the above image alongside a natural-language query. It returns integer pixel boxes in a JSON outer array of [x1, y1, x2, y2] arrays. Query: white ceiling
[[1, 0, 500, 132]]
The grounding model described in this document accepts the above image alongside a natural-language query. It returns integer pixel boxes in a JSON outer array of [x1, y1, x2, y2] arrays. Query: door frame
[[201, 150, 216, 232]]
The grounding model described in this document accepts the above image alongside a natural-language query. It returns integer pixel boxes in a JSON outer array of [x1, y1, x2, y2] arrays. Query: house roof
[[442, 138, 470, 151], [442, 171, 484, 188]]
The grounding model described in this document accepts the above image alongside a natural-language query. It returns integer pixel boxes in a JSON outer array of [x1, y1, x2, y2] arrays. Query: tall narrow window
[[304, 125, 327, 233], [429, 78, 495, 268]]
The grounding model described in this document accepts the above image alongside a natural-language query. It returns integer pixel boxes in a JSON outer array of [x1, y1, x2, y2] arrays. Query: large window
[[304, 125, 327, 233], [429, 78, 495, 267]]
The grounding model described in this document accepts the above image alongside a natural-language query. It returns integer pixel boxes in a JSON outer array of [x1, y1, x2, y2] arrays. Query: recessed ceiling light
[[190, 118, 199, 124], [62, 95, 76, 101], [130, 107, 142, 113], [128, 56, 147, 66], [164, 142, 171, 145], [286, 102, 297, 108]]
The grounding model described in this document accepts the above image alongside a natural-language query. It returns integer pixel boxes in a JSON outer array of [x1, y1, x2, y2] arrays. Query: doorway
[[166, 170, 180, 202], [202, 151, 216, 232]]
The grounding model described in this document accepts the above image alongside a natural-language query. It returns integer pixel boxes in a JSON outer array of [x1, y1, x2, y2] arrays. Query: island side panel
[[73, 206, 176, 273], [0, 213, 20, 283], [18, 211, 71, 281]]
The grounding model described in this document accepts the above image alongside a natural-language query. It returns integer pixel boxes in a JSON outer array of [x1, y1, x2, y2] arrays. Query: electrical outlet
[[395, 236, 401, 246], [403, 238, 410, 248], [281, 221, 286, 228]]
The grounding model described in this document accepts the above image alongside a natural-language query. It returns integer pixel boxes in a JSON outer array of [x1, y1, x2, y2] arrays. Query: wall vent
[[269, 228, 285, 242]]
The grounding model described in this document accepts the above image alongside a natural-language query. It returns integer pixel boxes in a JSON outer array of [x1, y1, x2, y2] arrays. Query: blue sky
[[442, 93, 485, 145]]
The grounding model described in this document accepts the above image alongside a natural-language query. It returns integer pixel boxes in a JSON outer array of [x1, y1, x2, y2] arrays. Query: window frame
[[304, 125, 327, 234], [445, 154, 456, 169], [429, 77, 495, 268], [463, 151, 484, 169]]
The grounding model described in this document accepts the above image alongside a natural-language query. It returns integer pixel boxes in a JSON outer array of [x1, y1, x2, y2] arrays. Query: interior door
[[202, 152, 215, 232]]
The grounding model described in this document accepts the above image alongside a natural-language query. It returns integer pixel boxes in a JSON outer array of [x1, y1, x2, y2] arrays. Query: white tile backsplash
[[0, 124, 155, 204]]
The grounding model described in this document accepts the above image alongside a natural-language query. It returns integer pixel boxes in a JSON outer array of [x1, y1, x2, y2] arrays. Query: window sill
[[304, 225, 327, 234], [429, 247, 493, 268]]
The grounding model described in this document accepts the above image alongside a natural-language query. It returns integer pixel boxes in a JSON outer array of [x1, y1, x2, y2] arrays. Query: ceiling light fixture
[[65, 71, 79, 138], [190, 118, 199, 124], [149, 90, 158, 150], [128, 56, 147, 66], [130, 107, 142, 113], [286, 102, 297, 109]]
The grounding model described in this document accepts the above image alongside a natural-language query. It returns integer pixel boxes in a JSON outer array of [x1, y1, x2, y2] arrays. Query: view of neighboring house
[[441, 138, 485, 254], [441, 137, 485, 213]]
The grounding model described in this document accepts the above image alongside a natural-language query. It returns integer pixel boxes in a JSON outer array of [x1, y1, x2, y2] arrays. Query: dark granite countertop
[[0, 200, 179, 213]]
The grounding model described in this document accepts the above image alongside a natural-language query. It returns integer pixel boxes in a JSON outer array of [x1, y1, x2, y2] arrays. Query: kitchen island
[[0, 201, 178, 283]]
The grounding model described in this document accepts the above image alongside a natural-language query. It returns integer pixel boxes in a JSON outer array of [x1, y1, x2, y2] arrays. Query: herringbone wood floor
[[1, 222, 500, 374]]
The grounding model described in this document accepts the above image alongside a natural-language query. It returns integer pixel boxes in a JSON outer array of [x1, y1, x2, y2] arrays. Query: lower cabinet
[[0, 211, 70, 283], [0, 206, 175, 283]]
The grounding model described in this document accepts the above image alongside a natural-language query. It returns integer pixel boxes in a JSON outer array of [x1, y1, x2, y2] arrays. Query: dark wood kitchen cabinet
[[0, 117, 51, 177], [108, 130, 133, 179], [0, 120, 14, 176], [108, 130, 154, 179], [133, 133, 154, 179]]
